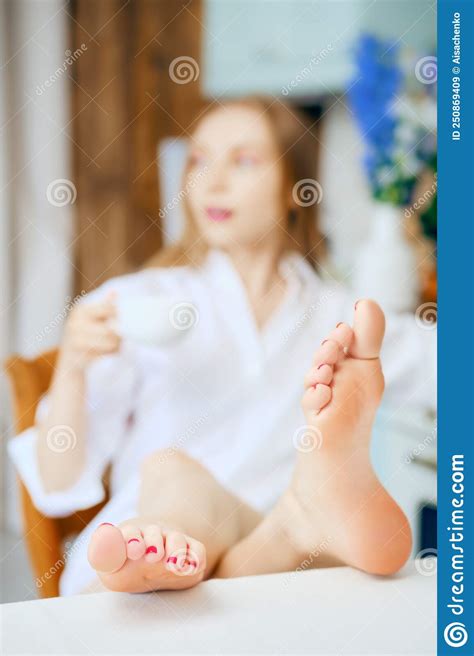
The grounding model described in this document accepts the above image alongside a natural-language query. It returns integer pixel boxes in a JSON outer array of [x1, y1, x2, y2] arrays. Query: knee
[[140, 448, 194, 477]]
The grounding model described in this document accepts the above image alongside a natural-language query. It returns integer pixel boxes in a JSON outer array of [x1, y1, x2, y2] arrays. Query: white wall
[[10, 0, 74, 357], [1, 0, 73, 533], [0, 0, 12, 531]]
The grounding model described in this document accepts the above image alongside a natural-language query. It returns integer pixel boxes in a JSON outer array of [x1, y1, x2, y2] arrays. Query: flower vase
[[352, 202, 420, 313]]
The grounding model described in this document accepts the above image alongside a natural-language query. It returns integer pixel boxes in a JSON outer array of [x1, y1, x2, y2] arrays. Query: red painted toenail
[[99, 522, 114, 527], [145, 546, 157, 554], [167, 556, 178, 564], [186, 560, 198, 568], [128, 538, 140, 543]]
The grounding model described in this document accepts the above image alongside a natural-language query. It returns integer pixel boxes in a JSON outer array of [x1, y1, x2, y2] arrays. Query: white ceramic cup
[[112, 294, 199, 347]]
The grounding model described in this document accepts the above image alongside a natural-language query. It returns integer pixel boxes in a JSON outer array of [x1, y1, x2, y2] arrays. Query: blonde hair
[[149, 95, 326, 269]]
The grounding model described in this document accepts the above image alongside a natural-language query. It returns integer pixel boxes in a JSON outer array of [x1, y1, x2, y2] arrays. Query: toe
[[304, 363, 333, 388], [143, 524, 165, 563], [302, 383, 332, 415], [164, 531, 188, 573], [349, 300, 385, 359], [313, 339, 341, 367], [185, 537, 206, 575], [120, 524, 146, 560], [327, 322, 354, 351], [87, 523, 127, 574]]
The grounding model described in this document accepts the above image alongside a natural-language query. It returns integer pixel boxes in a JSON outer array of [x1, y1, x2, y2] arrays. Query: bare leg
[[85, 450, 261, 593], [216, 300, 412, 578], [137, 449, 262, 571]]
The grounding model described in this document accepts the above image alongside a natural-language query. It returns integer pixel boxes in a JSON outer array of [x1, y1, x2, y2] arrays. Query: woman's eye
[[235, 154, 258, 167], [189, 154, 207, 167]]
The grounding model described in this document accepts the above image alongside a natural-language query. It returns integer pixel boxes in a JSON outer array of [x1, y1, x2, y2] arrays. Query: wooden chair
[[4, 349, 109, 598]]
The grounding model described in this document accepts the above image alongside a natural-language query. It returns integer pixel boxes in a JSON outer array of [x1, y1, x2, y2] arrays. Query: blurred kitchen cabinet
[[203, 0, 436, 98]]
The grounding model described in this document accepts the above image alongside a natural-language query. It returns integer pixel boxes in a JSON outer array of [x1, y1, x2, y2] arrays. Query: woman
[[9, 96, 435, 595]]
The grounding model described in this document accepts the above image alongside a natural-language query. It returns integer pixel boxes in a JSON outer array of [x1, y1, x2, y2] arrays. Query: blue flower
[[348, 34, 436, 205], [348, 34, 402, 164]]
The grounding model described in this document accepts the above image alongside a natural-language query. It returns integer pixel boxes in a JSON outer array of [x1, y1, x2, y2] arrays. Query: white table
[[2, 560, 436, 654]]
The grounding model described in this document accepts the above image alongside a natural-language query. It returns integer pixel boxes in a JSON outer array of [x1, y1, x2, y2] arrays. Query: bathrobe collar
[[199, 248, 322, 370]]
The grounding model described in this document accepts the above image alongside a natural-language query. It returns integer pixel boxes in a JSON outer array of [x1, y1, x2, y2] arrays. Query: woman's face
[[185, 105, 287, 252]]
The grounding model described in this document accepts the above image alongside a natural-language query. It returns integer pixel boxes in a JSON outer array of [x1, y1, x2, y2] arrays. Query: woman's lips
[[206, 207, 233, 222]]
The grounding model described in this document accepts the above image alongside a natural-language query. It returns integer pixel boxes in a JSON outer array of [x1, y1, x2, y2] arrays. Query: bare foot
[[87, 520, 207, 593], [214, 301, 412, 579], [285, 299, 412, 575]]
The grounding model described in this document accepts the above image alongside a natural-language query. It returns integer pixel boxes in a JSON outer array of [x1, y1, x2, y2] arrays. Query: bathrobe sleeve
[[326, 283, 437, 413], [7, 281, 141, 518]]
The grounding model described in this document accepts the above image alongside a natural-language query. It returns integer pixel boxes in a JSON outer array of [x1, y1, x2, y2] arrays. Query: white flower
[[395, 122, 418, 146], [399, 154, 422, 176], [376, 166, 397, 186]]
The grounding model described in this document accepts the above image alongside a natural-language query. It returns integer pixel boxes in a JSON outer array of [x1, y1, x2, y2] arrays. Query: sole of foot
[[87, 520, 207, 593], [286, 299, 412, 576]]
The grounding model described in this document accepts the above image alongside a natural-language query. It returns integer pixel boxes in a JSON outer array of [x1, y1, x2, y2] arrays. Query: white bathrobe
[[8, 248, 436, 595]]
